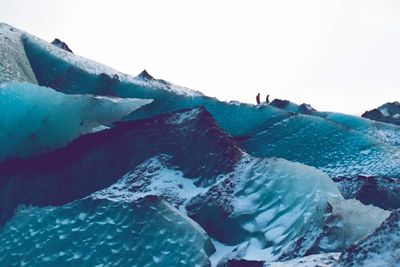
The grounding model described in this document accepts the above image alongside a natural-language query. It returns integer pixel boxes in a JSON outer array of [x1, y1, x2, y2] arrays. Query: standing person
[[256, 93, 261, 104], [266, 94, 270, 104]]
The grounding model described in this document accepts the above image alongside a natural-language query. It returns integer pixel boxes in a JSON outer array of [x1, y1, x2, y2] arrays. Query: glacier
[[1, 22, 400, 266], [14, 26, 400, 178], [0, 107, 390, 265]]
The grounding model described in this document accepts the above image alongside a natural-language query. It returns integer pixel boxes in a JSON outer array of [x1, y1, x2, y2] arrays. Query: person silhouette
[[256, 93, 261, 104], [266, 94, 270, 104]]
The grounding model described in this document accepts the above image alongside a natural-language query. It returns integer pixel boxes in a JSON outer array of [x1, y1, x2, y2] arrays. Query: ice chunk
[[314, 198, 390, 252], [0, 196, 214, 266], [187, 156, 341, 260], [0, 82, 152, 160], [336, 209, 400, 267]]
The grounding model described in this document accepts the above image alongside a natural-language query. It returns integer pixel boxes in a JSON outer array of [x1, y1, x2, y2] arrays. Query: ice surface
[[321, 112, 400, 147], [0, 196, 214, 266], [0, 82, 151, 160], [0, 105, 388, 264], [243, 113, 400, 178], [0, 23, 37, 84], [93, 153, 388, 264]]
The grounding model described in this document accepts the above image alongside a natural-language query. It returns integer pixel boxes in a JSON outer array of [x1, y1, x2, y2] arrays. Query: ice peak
[[51, 38, 73, 53], [137, 69, 155, 81]]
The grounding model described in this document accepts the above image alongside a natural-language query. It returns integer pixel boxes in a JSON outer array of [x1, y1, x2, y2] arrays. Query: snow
[[0, 23, 37, 84], [91, 155, 208, 213], [166, 107, 202, 125], [266, 253, 340, 267]]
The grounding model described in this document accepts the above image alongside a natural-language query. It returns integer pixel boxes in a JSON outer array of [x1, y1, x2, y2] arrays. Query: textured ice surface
[[321, 112, 400, 147], [0, 196, 214, 266], [0, 106, 389, 264], [187, 156, 387, 262], [0, 82, 151, 160], [336, 209, 400, 267], [243, 113, 400, 178], [0, 23, 37, 84], [270, 98, 400, 149]]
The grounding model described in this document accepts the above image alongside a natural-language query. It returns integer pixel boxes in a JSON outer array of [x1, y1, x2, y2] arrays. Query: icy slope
[[0, 107, 242, 225], [0, 82, 151, 161], [0, 23, 37, 84], [0, 196, 215, 266], [269, 98, 400, 148], [336, 209, 400, 267], [21, 32, 202, 97], [242, 113, 400, 178], [15, 28, 400, 178]]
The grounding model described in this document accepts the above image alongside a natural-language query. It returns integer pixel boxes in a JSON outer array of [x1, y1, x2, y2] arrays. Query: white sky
[[1, 0, 400, 114]]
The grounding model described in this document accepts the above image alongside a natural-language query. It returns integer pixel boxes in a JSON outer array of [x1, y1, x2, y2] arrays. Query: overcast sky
[[1, 0, 399, 114]]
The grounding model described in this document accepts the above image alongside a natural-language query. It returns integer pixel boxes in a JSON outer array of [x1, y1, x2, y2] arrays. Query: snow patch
[[166, 108, 202, 125]]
